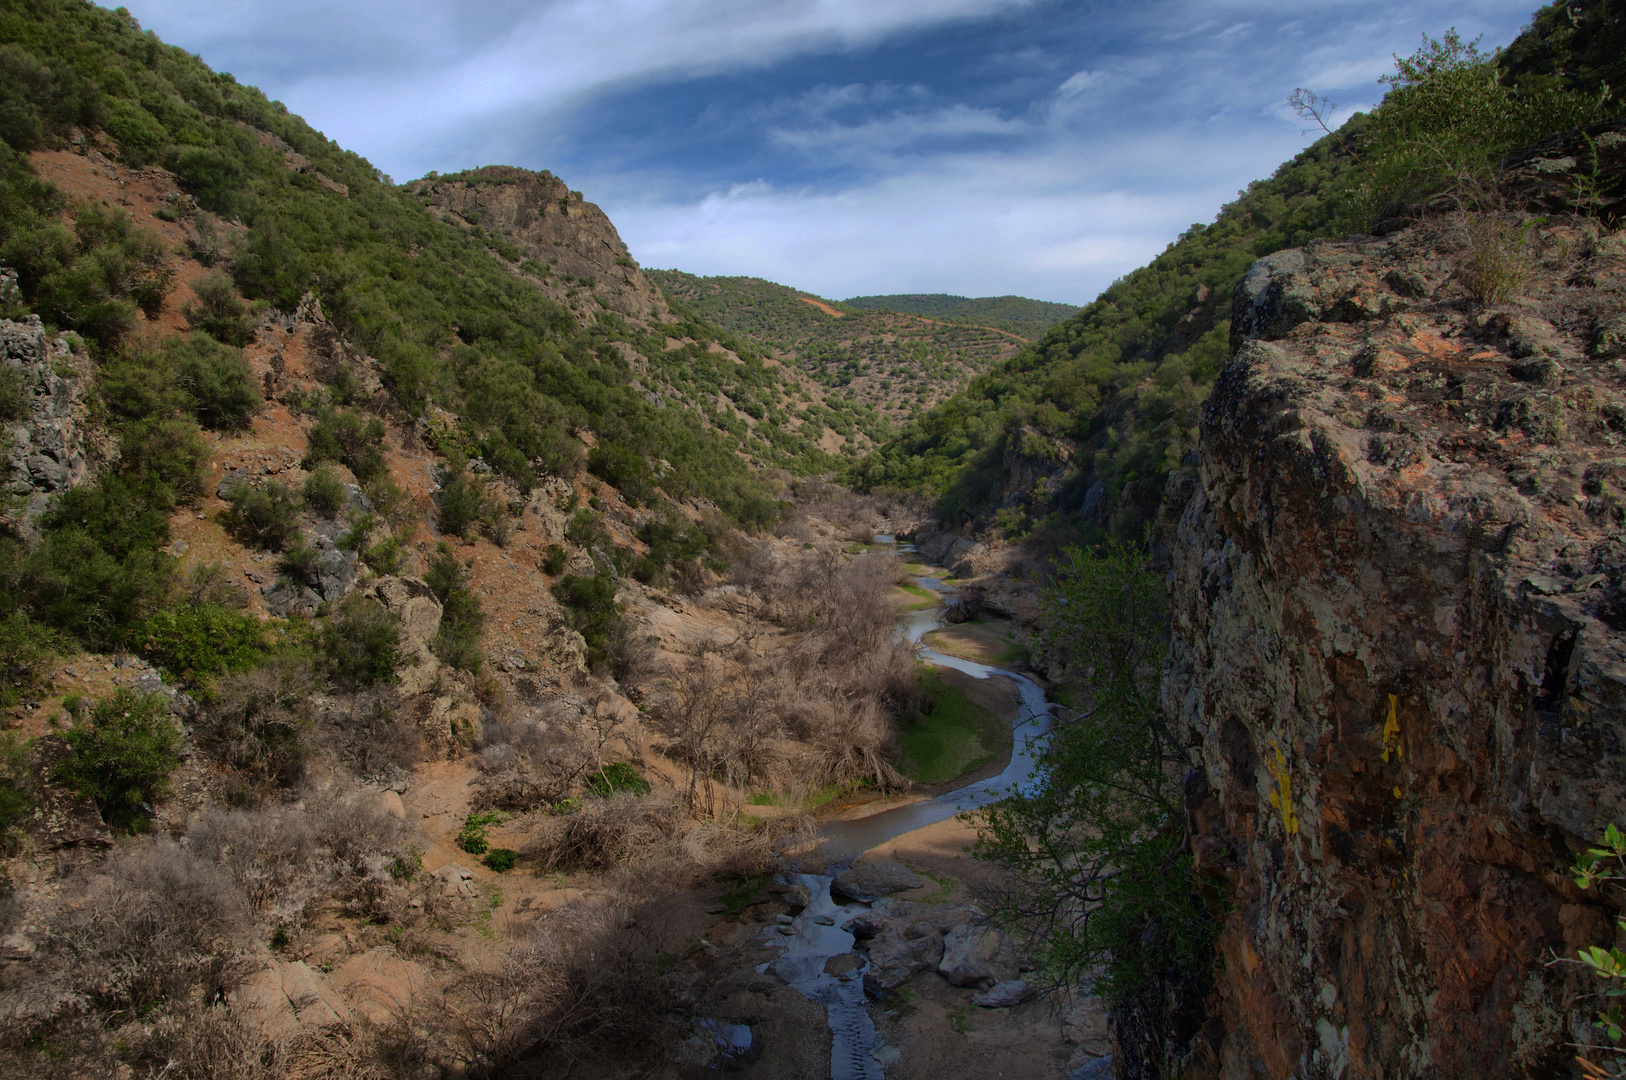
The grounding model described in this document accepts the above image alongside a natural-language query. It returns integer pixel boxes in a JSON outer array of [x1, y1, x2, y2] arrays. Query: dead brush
[[522, 791, 685, 872]]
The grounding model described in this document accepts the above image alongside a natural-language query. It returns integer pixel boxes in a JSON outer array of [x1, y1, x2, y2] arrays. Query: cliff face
[[411, 165, 673, 327], [1161, 152, 1626, 1077]]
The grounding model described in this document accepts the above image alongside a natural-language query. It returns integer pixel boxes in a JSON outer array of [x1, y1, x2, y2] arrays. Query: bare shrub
[[651, 548, 915, 807], [523, 792, 684, 872], [186, 785, 411, 926], [197, 656, 313, 789], [473, 704, 598, 812], [311, 688, 422, 779]]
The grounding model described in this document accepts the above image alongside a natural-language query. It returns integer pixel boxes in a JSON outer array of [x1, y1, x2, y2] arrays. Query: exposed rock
[[2, 316, 91, 528], [1, 931, 36, 961], [823, 953, 863, 979], [937, 924, 1019, 989], [26, 735, 112, 850], [369, 576, 443, 694], [411, 167, 674, 327], [1155, 206, 1626, 1078], [831, 862, 922, 903], [971, 979, 1032, 1008], [231, 960, 354, 1043], [431, 863, 478, 899], [379, 790, 405, 820], [857, 905, 976, 997]]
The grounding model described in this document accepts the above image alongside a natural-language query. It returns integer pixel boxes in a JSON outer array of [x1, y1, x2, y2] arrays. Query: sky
[[127, 0, 1538, 304]]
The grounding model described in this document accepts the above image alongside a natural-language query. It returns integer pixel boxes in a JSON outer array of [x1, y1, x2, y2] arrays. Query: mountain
[[851, 7, 1622, 542], [647, 269, 1024, 429], [841, 293, 1079, 339]]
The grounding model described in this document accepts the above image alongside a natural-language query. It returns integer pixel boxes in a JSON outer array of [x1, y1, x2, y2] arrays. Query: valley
[[0, 2, 1625, 1080]]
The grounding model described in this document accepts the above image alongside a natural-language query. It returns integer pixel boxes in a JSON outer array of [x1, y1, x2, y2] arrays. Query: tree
[[971, 541, 1208, 1008]]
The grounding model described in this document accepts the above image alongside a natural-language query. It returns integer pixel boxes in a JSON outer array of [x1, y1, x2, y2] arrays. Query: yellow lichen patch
[[1381, 694, 1403, 762], [1267, 740, 1299, 836]]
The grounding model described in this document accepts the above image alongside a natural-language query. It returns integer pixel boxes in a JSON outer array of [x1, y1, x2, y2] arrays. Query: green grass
[[897, 675, 1008, 784]]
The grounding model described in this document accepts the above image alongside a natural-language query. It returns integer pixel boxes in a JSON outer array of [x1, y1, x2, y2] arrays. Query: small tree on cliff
[[970, 540, 1210, 1006]]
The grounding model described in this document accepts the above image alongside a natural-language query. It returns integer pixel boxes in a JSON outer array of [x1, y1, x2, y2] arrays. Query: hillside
[[851, 6, 1624, 541], [647, 269, 1023, 427], [842, 292, 1078, 339]]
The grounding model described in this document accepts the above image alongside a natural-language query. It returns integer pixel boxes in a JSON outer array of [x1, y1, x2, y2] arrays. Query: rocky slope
[[1156, 125, 1626, 1079], [412, 166, 672, 328]]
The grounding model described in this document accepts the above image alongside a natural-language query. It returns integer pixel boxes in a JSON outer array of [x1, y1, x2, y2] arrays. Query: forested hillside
[[842, 293, 1078, 339], [851, 6, 1623, 541], [648, 269, 1023, 429]]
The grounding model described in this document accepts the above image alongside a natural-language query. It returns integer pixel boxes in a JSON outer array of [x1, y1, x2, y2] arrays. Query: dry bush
[[472, 702, 603, 812], [308, 688, 423, 782], [651, 548, 917, 807], [0, 840, 259, 1078], [1456, 212, 1534, 304], [186, 785, 411, 926], [522, 791, 685, 872], [198, 656, 314, 791]]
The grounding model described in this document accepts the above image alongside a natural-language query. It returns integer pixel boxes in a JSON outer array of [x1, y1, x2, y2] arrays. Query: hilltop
[[842, 293, 1078, 339], [648, 269, 1024, 427]]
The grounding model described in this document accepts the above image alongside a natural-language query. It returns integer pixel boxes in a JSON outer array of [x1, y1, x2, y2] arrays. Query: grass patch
[[892, 583, 938, 611], [897, 672, 1008, 784]]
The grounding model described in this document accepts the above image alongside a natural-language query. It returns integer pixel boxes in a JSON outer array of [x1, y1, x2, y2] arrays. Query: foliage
[[0, 609, 62, 708], [181, 271, 255, 346], [303, 407, 386, 483], [457, 809, 506, 855], [221, 479, 302, 551], [842, 293, 1079, 339], [170, 331, 260, 429], [552, 570, 622, 671], [424, 542, 486, 672], [587, 761, 651, 798], [897, 670, 1005, 784], [0, 731, 32, 848], [542, 543, 568, 574], [317, 593, 402, 689], [57, 688, 181, 834], [0, 361, 24, 421], [135, 603, 268, 683], [302, 463, 347, 517], [971, 542, 1209, 1007], [483, 846, 517, 872], [1569, 823, 1626, 1078]]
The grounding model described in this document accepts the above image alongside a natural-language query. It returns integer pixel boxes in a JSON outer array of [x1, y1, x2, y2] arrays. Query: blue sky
[[129, 0, 1537, 303]]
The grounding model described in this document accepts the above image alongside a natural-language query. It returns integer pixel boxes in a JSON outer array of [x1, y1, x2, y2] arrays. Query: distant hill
[[841, 294, 1079, 339], [647, 271, 1024, 427]]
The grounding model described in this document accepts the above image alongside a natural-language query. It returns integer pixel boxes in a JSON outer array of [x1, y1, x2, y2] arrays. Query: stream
[[747, 540, 1057, 1079]]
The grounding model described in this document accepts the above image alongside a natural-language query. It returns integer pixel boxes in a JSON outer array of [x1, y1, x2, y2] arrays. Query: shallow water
[[762, 568, 1056, 1077]]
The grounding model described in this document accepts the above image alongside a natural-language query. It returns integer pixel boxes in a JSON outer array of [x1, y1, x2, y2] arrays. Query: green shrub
[[117, 416, 210, 504], [57, 689, 182, 834], [588, 441, 656, 505], [171, 332, 261, 429], [425, 542, 485, 672], [436, 466, 493, 540], [302, 465, 347, 518], [0, 732, 32, 850], [542, 544, 568, 575], [105, 100, 166, 165], [457, 809, 505, 855], [552, 570, 621, 671], [135, 605, 268, 683], [0, 610, 62, 709], [587, 762, 650, 798], [304, 408, 387, 483], [318, 593, 401, 689], [0, 363, 26, 421], [222, 480, 303, 551], [482, 847, 517, 873], [363, 533, 406, 576], [183, 272, 255, 346]]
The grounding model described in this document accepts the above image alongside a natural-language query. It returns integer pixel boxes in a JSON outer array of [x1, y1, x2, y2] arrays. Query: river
[[751, 545, 1057, 1079]]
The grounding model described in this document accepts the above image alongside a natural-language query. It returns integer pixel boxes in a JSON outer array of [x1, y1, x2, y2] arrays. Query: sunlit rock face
[[1156, 187, 1626, 1079]]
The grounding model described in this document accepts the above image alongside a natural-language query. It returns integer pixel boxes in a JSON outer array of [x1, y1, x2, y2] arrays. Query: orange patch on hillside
[[797, 296, 844, 317]]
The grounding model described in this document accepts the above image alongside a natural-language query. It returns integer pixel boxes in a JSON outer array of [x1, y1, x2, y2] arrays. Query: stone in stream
[[841, 911, 889, 940], [823, 953, 863, 980], [972, 980, 1032, 1008], [938, 924, 1019, 989], [831, 862, 922, 903]]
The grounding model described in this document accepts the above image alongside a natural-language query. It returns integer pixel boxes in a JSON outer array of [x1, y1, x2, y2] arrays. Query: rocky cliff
[[1159, 132, 1626, 1078], [410, 165, 673, 327]]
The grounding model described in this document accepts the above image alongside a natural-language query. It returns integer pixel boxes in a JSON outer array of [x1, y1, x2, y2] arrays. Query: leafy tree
[[182, 272, 256, 346], [552, 570, 621, 671], [302, 465, 347, 518], [972, 542, 1209, 1013], [318, 594, 402, 689], [57, 689, 181, 834], [171, 331, 261, 429], [222, 480, 303, 551]]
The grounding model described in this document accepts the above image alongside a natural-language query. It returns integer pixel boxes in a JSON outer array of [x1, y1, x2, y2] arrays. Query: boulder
[[861, 926, 944, 996], [972, 980, 1032, 1008], [937, 924, 1019, 989], [831, 862, 922, 903]]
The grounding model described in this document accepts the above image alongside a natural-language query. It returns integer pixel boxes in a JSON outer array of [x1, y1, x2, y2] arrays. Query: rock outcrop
[[1156, 202, 1626, 1078], [2, 315, 92, 528], [411, 166, 673, 328]]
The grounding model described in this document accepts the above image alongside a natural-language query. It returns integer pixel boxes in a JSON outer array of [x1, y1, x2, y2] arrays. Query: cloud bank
[[131, 0, 1538, 303]]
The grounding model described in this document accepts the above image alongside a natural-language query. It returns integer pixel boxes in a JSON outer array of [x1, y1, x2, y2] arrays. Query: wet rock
[[831, 862, 922, 903], [823, 953, 863, 979], [971, 980, 1032, 1008], [861, 926, 945, 996], [937, 924, 1018, 989], [841, 910, 890, 940], [1067, 1056, 1113, 1080]]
